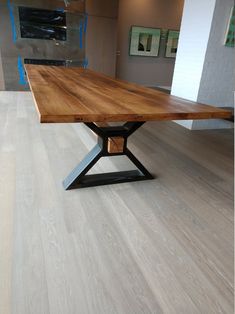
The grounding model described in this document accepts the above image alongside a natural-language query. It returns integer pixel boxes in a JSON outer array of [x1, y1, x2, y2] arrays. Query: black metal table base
[[63, 122, 154, 190]]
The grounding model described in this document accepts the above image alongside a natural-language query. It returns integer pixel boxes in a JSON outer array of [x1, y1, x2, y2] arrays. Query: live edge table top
[[25, 65, 232, 123]]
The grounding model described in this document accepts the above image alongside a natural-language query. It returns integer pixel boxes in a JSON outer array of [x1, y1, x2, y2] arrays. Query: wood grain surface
[[25, 65, 232, 123]]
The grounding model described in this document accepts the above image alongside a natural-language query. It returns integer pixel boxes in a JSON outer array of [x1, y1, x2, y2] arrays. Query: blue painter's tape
[[84, 14, 88, 34], [7, 0, 17, 43], [17, 56, 27, 85], [79, 20, 83, 49], [56, 8, 65, 12], [83, 58, 89, 69]]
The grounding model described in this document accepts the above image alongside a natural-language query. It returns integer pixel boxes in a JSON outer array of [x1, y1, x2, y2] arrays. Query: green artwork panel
[[225, 6, 235, 47], [129, 26, 161, 57], [165, 30, 179, 58]]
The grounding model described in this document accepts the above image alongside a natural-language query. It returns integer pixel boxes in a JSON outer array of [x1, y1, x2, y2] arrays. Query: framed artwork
[[129, 26, 161, 57], [165, 30, 179, 58], [224, 6, 235, 47]]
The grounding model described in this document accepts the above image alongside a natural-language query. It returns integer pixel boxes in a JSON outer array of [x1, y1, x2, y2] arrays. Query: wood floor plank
[[99, 188, 233, 313], [39, 124, 163, 313], [29, 110, 90, 314], [12, 102, 50, 314], [147, 122, 233, 185], [114, 185, 233, 310], [0, 152, 15, 314], [0, 92, 233, 314], [0, 93, 18, 314]]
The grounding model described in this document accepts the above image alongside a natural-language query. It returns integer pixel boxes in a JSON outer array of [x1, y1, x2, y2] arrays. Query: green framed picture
[[129, 26, 161, 57], [165, 30, 179, 58], [224, 6, 235, 47]]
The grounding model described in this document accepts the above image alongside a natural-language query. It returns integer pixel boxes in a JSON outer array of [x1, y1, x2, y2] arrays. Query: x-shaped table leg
[[63, 122, 154, 190]]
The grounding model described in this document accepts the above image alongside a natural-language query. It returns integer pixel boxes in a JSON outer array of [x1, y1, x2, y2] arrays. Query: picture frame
[[165, 30, 180, 58], [129, 26, 161, 57], [224, 6, 234, 47]]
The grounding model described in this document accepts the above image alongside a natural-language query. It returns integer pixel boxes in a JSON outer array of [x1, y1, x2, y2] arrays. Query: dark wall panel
[[0, 0, 85, 90]]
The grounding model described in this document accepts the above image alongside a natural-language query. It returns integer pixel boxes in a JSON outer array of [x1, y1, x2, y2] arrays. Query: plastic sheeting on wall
[[0, 0, 87, 91]]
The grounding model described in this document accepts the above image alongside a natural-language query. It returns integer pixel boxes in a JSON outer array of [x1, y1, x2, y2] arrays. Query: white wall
[[171, 0, 234, 130], [116, 0, 184, 87], [171, 0, 217, 129], [171, 0, 217, 101], [195, 0, 234, 129]]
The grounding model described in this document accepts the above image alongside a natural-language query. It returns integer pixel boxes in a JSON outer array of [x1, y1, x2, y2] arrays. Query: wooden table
[[25, 65, 232, 189]]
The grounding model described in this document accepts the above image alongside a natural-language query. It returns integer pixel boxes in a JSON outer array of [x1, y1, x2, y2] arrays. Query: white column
[[171, 0, 217, 129]]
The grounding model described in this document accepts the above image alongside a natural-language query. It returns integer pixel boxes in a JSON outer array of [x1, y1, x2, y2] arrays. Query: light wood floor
[[0, 92, 234, 314]]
